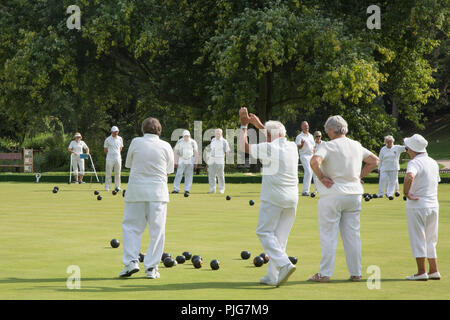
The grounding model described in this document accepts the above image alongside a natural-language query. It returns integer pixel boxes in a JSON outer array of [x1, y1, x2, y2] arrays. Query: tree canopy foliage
[[0, 0, 448, 168]]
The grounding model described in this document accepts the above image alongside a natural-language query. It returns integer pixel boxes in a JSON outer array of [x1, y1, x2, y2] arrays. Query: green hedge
[[1, 173, 449, 184]]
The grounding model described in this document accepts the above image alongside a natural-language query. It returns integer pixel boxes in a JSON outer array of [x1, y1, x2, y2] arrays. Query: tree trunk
[[257, 71, 273, 123], [391, 96, 399, 120]]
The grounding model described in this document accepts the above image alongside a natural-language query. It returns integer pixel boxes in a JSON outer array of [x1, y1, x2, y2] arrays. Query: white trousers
[[208, 163, 225, 193], [318, 194, 362, 277], [256, 201, 296, 282], [122, 201, 167, 270], [105, 158, 121, 190], [406, 207, 439, 258], [173, 162, 194, 192], [378, 170, 399, 197], [300, 154, 313, 193], [71, 157, 85, 176]]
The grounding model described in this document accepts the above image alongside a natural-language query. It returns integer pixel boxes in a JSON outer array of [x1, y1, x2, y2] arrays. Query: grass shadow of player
[[47, 281, 278, 293]]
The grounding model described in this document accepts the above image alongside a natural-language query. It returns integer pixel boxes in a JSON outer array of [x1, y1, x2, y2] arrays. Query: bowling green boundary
[[0, 182, 449, 300]]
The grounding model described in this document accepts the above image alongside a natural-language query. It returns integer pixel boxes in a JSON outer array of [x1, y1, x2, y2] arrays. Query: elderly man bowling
[[295, 121, 315, 196], [309, 115, 379, 282], [403, 134, 441, 281], [239, 107, 298, 287]]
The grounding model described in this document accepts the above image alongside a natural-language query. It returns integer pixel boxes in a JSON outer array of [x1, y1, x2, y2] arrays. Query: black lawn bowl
[[253, 256, 264, 267], [112, 190, 117, 196], [259, 253, 269, 264], [161, 252, 171, 262], [110, 239, 120, 248], [388, 196, 394, 200], [288, 256, 298, 265], [240, 251, 251, 260], [97, 195, 102, 201], [249, 200, 255, 206], [184, 192, 189, 197], [182, 251, 192, 260], [122, 189, 126, 197], [176, 255, 186, 264], [193, 259, 203, 269], [395, 192, 400, 197], [163, 257, 176, 268], [94, 190, 99, 195], [139, 253, 145, 263], [226, 195, 231, 200], [310, 192, 316, 198], [210, 259, 220, 270], [372, 194, 378, 199]]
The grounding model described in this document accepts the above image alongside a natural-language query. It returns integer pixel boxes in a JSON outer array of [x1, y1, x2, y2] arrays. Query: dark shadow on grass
[[4, 277, 410, 295], [48, 281, 278, 293], [0, 276, 407, 287]]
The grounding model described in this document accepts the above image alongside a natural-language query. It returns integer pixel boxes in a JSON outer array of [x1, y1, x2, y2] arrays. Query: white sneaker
[[406, 273, 428, 281], [259, 276, 276, 286], [146, 267, 161, 279], [276, 263, 296, 287], [428, 272, 441, 280], [119, 260, 140, 277]]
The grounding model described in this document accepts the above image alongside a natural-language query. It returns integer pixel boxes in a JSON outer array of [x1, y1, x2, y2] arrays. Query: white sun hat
[[183, 130, 191, 137], [404, 134, 428, 153], [111, 126, 119, 132], [74, 132, 82, 138]]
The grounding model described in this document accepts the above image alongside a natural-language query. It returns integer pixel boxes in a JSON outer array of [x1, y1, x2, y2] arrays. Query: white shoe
[[428, 272, 441, 280], [119, 260, 140, 277], [146, 267, 160, 279], [219, 191, 225, 194], [406, 273, 428, 281], [276, 263, 296, 287], [259, 276, 276, 286]]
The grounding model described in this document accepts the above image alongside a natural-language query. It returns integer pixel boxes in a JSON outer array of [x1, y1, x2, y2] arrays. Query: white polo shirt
[[378, 145, 406, 172], [315, 141, 323, 152], [174, 138, 198, 164], [295, 132, 315, 156], [314, 137, 373, 196], [250, 137, 299, 208], [406, 153, 440, 209], [104, 135, 124, 161], [124, 134, 174, 203], [208, 137, 230, 165], [68, 140, 88, 159]]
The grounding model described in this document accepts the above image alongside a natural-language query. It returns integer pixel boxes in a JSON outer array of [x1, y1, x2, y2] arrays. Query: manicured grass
[[0, 182, 449, 300]]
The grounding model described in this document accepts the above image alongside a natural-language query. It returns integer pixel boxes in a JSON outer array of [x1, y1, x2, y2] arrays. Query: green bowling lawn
[[0, 182, 449, 300]]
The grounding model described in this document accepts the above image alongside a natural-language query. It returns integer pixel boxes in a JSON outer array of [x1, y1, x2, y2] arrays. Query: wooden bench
[[0, 152, 24, 171]]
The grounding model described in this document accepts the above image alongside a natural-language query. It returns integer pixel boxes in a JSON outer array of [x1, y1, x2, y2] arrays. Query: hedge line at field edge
[[1, 174, 449, 184]]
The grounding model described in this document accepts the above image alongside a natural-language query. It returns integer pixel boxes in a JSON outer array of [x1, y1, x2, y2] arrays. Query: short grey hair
[[265, 121, 286, 137], [324, 115, 348, 135], [215, 128, 223, 135], [384, 135, 394, 143]]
